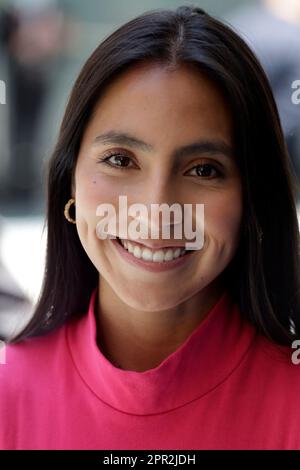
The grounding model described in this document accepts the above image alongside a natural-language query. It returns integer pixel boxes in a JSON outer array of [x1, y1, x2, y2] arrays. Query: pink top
[[1, 288, 300, 450]]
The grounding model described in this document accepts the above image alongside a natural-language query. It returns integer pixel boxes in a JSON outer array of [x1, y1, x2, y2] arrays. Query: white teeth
[[164, 249, 173, 261], [118, 238, 186, 262], [141, 248, 153, 261], [152, 250, 165, 263], [133, 245, 142, 258]]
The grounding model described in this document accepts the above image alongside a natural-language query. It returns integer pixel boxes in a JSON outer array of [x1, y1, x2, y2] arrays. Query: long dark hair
[[11, 5, 300, 345]]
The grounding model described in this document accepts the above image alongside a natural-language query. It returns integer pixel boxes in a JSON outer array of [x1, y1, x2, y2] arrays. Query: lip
[[110, 237, 195, 272]]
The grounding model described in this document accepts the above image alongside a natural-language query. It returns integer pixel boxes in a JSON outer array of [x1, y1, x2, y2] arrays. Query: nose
[[132, 172, 184, 240], [146, 171, 178, 205]]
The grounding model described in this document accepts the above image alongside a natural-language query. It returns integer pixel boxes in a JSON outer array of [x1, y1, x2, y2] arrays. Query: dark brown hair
[[11, 5, 300, 345]]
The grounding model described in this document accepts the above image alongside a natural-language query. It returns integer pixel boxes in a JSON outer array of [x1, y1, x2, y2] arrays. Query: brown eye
[[189, 163, 222, 179], [98, 152, 135, 170]]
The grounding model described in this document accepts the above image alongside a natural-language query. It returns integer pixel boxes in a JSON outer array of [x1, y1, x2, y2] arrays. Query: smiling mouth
[[116, 236, 190, 263]]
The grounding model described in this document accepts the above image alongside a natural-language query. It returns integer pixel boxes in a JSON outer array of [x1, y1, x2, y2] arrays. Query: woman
[[1, 5, 300, 450]]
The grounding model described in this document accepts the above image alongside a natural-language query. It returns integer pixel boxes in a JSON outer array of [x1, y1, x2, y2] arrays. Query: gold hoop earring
[[64, 198, 76, 224]]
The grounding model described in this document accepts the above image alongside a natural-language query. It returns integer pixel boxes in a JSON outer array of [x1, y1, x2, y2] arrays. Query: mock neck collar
[[67, 288, 257, 415]]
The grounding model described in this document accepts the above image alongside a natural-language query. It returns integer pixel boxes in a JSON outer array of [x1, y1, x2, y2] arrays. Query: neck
[[95, 278, 225, 372]]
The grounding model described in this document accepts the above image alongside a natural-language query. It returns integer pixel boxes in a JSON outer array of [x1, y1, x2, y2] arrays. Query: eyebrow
[[92, 130, 233, 159]]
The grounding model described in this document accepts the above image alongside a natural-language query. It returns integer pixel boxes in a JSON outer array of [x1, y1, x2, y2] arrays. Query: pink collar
[[67, 288, 257, 415]]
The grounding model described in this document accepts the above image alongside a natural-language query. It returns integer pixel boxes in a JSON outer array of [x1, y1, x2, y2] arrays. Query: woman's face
[[74, 62, 242, 311]]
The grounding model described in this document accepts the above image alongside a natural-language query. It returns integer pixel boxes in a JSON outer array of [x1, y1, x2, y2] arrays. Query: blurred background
[[0, 0, 299, 338]]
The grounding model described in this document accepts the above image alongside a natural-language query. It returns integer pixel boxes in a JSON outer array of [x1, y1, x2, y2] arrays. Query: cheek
[[74, 171, 133, 249], [205, 186, 243, 247], [75, 172, 122, 217], [73, 172, 115, 249]]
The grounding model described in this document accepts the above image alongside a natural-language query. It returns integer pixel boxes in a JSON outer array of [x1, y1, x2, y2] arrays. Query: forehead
[[83, 62, 233, 145]]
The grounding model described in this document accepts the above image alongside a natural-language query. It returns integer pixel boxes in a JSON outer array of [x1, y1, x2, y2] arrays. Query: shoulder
[[247, 332, 300, 391], [0, 320, 71, 393], [0, 314, 86, 449]]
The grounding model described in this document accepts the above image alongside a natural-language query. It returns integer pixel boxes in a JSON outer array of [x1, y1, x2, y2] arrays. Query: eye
[[187, 163, 223, 179], [97, 151, 135, 170]]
